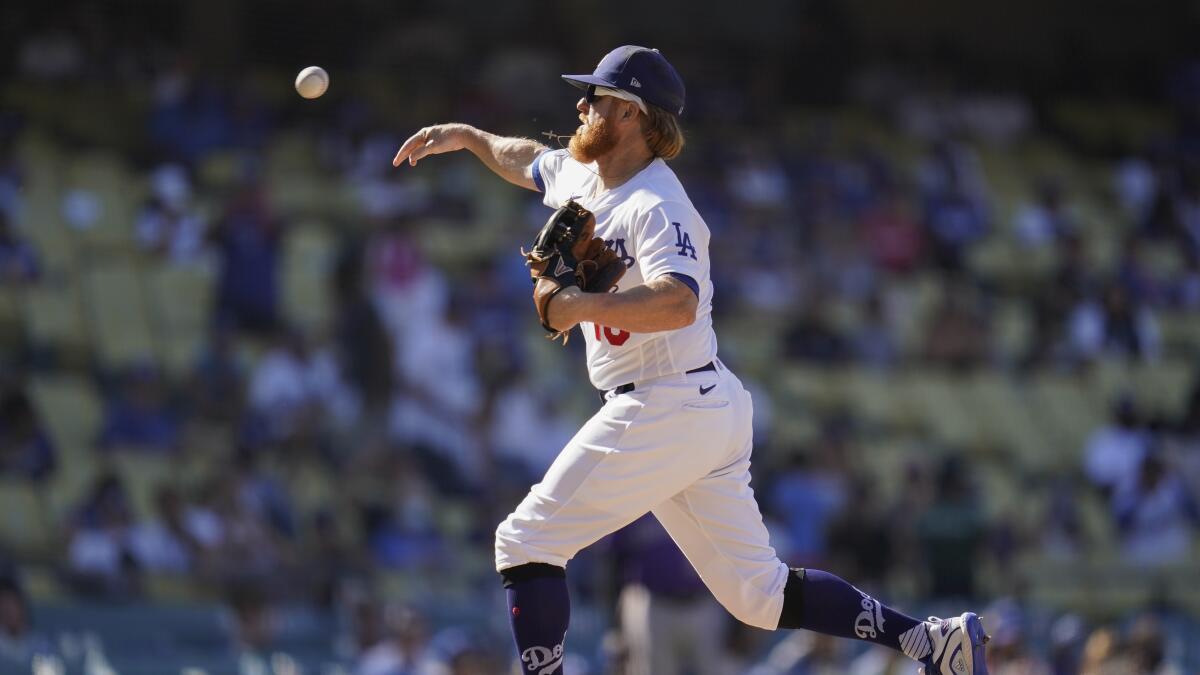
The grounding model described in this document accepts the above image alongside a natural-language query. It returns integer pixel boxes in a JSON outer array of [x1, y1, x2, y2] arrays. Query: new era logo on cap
[[561, 45, 686, 116]]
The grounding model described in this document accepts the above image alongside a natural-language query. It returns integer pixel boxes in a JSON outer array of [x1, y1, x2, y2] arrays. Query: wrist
[[547, 286, 587, 332], [456, 124, 489, 154]]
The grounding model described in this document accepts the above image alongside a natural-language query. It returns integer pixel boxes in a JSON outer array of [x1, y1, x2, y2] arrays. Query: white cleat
[[918, 612, 991, 675]]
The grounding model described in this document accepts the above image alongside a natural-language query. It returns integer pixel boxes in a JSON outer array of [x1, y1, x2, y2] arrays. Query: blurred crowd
[[2, 1, 1200, 673]]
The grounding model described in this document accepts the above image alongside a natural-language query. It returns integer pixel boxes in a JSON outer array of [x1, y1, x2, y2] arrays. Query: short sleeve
[[534, 149, 571, 207], [634, 201, 708, 287]]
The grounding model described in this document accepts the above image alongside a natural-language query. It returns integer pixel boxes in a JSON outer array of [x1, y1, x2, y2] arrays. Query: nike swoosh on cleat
[[699, 384, 716, 395]]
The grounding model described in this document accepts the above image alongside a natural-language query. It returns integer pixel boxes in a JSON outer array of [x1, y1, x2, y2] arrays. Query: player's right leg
[[495, 375, 742, 675], [654, 371, 990, 674]]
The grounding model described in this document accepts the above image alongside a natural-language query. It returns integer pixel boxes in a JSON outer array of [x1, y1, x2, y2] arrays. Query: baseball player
[[393, 45, 990, 675]]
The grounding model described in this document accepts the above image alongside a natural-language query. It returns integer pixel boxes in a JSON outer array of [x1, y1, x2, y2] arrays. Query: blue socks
[[502, 564, 570, 675], [778, 568, 932, 661], [500, 564, 936, 671]]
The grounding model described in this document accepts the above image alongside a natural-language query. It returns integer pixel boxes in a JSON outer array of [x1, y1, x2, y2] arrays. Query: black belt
[[601, 361, 716, 401]]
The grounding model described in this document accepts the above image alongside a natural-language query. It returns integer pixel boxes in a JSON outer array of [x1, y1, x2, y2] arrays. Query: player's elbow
[[666, 292, 698, 329], [654, 276, 697, 329]]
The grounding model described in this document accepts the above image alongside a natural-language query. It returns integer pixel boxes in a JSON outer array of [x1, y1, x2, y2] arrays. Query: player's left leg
[[653, 372, 990, 674], [655, 477, 990, 674]]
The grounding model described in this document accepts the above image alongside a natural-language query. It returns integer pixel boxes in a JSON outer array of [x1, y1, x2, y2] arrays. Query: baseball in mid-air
[[295, 66, 329, 99]]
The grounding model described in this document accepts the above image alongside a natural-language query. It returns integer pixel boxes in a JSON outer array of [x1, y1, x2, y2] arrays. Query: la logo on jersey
[[604, 238, 635, 268], [854, 591, 886, 639], [673, 222, 697, 259], [521, 643, 564, 674]]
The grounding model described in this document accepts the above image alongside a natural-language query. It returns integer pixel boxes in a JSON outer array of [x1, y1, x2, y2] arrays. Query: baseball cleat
[[918, 612, 990, 675]]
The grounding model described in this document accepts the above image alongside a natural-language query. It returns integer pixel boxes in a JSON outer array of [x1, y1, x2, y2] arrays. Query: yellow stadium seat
[[147, 262, 215, 335], [966, 373, 1057, 469], [0, 286, 22, 336], [772, 364, 844, 413], [854, 438, 925, 506], [975, 462, 1023, 520], [145, 262, 216, 380], [1132, 359, 1195, 418], [1138, 242, 1185, 279], [966, 236, 1020, 285], [65, 153, 144, 254], [82, 262, 159, 369], [19, 189, 79, 275], [908, 371, 982, 448], [0, 480, 51, 556], [111, 451, 179, 521], [992, 299, 1034, 363], [282, 224, 336, 331], [29, 374, 104, 455], [1158, 311, 1200, 356], [23, 282, 87, 355], [1088, 359, 1133, 408], [284, 458, 337, 520], [1076, 488, 1116, 551], [1029, 373, 1105, 464], [143, 574, 200, 602]]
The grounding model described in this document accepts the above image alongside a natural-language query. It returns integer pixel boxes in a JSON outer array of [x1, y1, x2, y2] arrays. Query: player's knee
[[499, 562, 566, 588], [710, 571, 796, 631], [725, 602, 780, 631]]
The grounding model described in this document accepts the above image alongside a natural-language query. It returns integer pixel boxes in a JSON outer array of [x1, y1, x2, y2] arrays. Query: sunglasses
[[584, 85, 648, 114]]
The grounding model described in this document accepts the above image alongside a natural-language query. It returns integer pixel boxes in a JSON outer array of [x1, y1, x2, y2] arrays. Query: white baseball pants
[[495, 364, 789, 630]]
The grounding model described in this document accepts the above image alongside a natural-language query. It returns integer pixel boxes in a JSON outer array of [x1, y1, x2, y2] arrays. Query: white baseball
[[295, 66, 329, 99]]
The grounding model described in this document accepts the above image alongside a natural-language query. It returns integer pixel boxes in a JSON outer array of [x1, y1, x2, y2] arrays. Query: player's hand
[[392, 124, 467, 167]]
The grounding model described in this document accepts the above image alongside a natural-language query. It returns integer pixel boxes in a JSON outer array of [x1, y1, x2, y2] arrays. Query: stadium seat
[[966, 372, 1057, 469], [65, 153, 143, 255], [991, 298, 1034, 363], [147, 263, 215, 336], [0, 479, 52, 557], [111, 451, 179, 521], [854, 438, 925, 505], [1158, 311, 1200, 357], [1132, 359, 1196, 418], [22, 281, 88, 358], [82, 262, 160, 370], [29, 373, 104, 456], [0, 286, 22, 344], [281, 223, 336, 331], [1076, 487, 1117, 551], [715, 315, 784, 376], [772, 364, 844, 414], [282, 457, 337, 521], [1029, 372, 1104, 464], [908, 370, 981, 448], [20, 187, 80, 276], [841, 367, 916, 429], [888, 273, 944, 357], [974, 461, 1024, 520], [146, 262, 215, 379], [27, 373, 105, 523]]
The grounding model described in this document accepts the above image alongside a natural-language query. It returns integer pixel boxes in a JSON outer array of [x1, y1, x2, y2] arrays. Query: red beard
[[568, 116, 618, 163]]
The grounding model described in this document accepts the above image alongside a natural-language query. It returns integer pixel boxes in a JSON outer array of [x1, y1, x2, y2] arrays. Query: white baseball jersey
[[533, 149, 717, 391]]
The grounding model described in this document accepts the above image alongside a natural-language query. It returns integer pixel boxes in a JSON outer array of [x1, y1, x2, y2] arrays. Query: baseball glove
[[523, 201, 626, 341]]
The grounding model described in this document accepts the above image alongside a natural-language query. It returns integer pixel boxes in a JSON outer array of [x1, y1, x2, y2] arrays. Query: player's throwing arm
[[393, 123, 546, 191]]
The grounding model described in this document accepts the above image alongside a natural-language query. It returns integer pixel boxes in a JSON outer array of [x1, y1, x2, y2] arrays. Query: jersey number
[[673, 222, 697, 260], [593, 323, 631, 346]]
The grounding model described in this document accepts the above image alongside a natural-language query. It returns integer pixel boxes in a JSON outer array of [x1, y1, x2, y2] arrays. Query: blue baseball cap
[[562, 45, 686, 116]]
